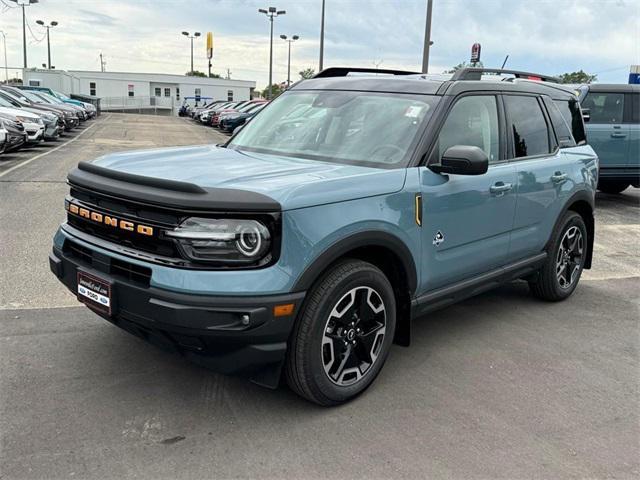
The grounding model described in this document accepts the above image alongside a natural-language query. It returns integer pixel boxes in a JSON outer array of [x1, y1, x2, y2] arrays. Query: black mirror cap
[[429, 145, 489, 176]]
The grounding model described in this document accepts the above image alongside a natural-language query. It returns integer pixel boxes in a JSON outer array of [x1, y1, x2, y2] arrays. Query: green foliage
[[557, 70, 597, 84], [186, 71, 223, 78], [261, 83, 284, 99], [299, 68, 316, 79], [444, 61, 484, 74]]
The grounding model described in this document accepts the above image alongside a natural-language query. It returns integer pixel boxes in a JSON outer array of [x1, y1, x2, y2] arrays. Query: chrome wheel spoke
[[556, 226, 584, 290]]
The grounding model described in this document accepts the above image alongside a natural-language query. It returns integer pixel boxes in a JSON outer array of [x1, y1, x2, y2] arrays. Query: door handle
[[551, 172, 568, 183], [611, 133, 627, 138], [490, 182, 513, 196]]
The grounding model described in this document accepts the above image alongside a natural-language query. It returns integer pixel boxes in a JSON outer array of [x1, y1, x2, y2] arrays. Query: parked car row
[[185, 99, 269, 134], [0, 85, 97, 154]]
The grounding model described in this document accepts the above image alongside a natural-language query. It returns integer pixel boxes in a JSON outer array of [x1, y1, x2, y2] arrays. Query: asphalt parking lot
[[1, 113, 638, 479]]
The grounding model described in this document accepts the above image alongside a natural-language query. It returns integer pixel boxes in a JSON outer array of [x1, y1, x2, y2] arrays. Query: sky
[[0, 0, 638, 89]]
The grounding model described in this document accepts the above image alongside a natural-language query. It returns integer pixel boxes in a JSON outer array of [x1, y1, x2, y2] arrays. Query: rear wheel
[[598, 179, 629, 194], [286, 260, 396, 406], [529, 211, 587, 301]]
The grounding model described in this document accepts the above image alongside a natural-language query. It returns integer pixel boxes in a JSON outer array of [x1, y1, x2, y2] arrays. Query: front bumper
[[24, 124, 45, 142], [1, 132, 26, 152], [49, 243, 305, 387]]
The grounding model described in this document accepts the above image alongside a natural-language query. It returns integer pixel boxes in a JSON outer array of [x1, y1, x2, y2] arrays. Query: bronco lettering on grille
[[66, 201, 154, 237]]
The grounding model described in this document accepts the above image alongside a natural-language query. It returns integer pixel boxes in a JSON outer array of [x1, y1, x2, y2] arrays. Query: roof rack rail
[[313, 67, 421, 78], [451, 67, 560, 83]]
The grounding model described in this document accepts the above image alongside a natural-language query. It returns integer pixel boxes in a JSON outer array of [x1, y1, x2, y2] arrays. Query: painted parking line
[[0, 119, 104, 179]]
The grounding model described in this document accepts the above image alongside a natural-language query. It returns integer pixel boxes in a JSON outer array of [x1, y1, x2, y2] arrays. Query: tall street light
[[421, 0, 434, 73], [258, 7, 285, 100], [181, 31, 201, 74], [8, 0, 39, 68], [279, 34, 299, 88], [319, 0, 325, 71], [0, 31, 8, 83], [36, 20, 57, 69]]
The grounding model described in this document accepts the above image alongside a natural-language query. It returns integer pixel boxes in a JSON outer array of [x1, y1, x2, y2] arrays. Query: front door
[[419, 94, 517, 293]]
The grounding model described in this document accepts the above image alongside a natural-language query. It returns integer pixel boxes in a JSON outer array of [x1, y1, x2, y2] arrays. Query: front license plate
[[77, 271, 112, 316]]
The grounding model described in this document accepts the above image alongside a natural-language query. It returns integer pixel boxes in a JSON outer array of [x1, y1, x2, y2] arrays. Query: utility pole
[[319, 0, 325, 71], [421, 0, 433, 73], [226, 68, 231, 79], [99, 53, 106, 72], [8, 0, 39, 68], [258, 7, 286, 99], [0, 31, 8, 83]]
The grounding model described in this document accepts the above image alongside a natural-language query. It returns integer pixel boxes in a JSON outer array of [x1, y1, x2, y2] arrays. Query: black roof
[[585, 84, 640, 93], [291, 74, 576, 101]]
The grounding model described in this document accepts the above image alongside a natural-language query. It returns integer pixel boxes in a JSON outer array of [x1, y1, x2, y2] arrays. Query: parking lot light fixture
[[182, 31, 201, 75], [8, 0, 39, 68], [280, 34, 300, 88], [36, 20, 57, 69], [259, 6, 286, 99]]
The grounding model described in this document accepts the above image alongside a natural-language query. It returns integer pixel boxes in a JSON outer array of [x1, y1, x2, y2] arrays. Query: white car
[[0, 106, 45, 143]]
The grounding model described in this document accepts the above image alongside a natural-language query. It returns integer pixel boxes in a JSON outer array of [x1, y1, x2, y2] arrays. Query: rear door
[[506, 94, 576, 260], [624, 92, 640, 172], [581, 91, 629, 170]]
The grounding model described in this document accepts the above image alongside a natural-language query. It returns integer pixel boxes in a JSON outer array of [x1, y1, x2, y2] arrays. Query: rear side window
[[626, 93, 640, 124], [504, 95, 551, 158], [582, 92, 624, 124], [553, 99, 587, 146]]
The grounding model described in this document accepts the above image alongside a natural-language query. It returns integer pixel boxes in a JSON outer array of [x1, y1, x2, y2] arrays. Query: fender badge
[[433, 231, 445, 246]]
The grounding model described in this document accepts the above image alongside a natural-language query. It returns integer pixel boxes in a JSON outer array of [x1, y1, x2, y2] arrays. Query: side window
[[227, 90, 234, 101], [176, 87, 180, 100], [626, 93, 640, 124], [89, 82, 96, 96], [154, 87, 161, 97], [164, 87, 171, 97], [504, 95, 551, 158], [433, 95, 500, 163], [545, 98, 575, 148], [582, 92, 624, 124]]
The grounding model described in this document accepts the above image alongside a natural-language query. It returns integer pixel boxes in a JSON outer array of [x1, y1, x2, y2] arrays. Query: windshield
[[39, 93, 64, 104], [0, 96, 17, 108], [228, 90, 439, 168], [19, 90, 45, 103]]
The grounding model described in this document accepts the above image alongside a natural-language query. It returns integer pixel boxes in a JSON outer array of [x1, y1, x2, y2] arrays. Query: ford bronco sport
[[50, 67, 598, 406]]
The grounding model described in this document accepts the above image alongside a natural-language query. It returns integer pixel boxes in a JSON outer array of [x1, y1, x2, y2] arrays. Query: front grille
[[63, 240, 151, 287], [67, 186, 181, 259]]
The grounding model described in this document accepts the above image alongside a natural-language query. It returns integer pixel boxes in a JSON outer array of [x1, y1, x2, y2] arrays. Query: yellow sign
[[207, 32, 213, 59]]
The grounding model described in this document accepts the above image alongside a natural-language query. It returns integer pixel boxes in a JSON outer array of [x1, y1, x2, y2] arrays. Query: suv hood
[[92, 144, 407, 210]]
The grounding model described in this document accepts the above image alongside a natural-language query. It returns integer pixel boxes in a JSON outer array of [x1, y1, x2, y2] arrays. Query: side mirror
[[581, 108, 590, 123], [429, 145, 489, 176]]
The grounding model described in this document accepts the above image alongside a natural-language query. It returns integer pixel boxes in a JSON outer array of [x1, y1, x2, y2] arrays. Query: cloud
[[1, 0, 637, 87]]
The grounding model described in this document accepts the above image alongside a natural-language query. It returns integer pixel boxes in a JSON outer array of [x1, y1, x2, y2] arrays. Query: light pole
[[280, 34, 299, 87], [181, 31, 201, 74], [258, 7, 286, 99], [319, 0, 325, 71], [421, 0, 434, 73], [8, 0, 39, 68], [0, 31, 8, 83], [36, 20, 57, 69]]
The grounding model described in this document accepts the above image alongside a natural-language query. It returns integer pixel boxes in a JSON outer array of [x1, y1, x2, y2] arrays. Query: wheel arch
[[291, 231, 417, 347], [553, 191, 595, 269]]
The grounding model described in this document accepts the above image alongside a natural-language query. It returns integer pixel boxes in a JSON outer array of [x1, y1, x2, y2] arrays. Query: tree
[[557, 70, 597, 84], [185, 70, 222, 78], [261, 83, 284, 99], [443, 61, 484, 74], [299, 68, 316, 79]]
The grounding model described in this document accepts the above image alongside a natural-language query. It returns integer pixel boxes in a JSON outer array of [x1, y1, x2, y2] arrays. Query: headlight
[[166, 218, 272, 265], [16, 115, 37, 124], [64, 111, 74, 118]]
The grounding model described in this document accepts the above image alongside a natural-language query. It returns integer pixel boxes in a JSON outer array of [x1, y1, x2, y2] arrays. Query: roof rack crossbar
[[451, 67, 560, 83], [313, 67, 421, 78]]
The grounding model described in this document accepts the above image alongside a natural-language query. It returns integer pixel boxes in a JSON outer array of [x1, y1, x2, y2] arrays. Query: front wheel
[[529, 211, 587, 301], [285, 260, 396, 406]]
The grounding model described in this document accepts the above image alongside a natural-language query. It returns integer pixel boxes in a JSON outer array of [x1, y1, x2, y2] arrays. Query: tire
[[529, 211, 587, 301], [285, 259, 396, 406], [598, 179, 629, 194]]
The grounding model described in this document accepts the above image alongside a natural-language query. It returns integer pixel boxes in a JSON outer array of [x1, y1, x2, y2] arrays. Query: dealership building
[[21, 68, 256, 114]]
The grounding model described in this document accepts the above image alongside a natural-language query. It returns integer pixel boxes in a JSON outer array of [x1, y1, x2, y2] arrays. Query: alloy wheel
[[556, 226, 584, 289], [321, 286, 387, 386]]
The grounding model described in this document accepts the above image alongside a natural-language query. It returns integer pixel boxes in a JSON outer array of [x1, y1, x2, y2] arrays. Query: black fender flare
[[291, 230, 418, 294], [549, 190, 595, 269]]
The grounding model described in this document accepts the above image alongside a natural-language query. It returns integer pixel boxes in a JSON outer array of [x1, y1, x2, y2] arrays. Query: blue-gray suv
[[50, 67, 598, 405]]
